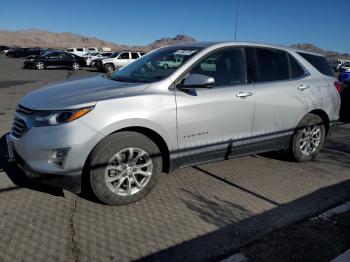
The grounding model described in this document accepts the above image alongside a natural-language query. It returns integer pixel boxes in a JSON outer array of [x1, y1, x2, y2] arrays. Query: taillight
[[334, 81, 343, 93]]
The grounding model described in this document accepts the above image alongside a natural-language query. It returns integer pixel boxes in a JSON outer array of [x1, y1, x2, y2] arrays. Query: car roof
[[171, 41, 325, 57]]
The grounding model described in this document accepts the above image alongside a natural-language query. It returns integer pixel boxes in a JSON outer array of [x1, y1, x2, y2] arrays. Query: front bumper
[[7, 119, 104, 193], [23, 60, 35, 68]]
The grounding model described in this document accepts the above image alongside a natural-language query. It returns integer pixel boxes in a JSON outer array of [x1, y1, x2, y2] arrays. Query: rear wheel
[[72, 62, 80, 70], [289, 114, 325, 162], [35, 61, 45, 70], [89, 131, 162, 205]]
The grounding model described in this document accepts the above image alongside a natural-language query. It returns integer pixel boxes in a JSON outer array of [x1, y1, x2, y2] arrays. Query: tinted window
[[297, 52, 334, 76], [288, 54, 305, 78], [119, 52, 130, 59], [189, 47, 246, 87], [131, 52, 139, 59], [256, 48, 290, 82], [76, 48, 84, 52], [47, 52, 61, 59], [245, 47, 257, 83]]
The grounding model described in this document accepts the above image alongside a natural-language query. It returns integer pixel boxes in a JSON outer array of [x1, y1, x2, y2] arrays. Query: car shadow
[[0, 134, 64, 196]]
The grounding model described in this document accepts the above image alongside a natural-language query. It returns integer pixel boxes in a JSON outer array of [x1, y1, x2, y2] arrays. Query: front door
[[175, 47, 255, 167]]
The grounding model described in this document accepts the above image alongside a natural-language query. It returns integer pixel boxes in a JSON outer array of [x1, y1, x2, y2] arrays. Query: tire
[[104, 63, 115, 73], [89, 131, 162, 205], [289, 113, 325, 162], [72, 62, 80, 70], [35, 61, 45, 70]]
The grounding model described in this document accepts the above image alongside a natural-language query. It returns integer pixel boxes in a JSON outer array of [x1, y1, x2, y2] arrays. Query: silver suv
[[7, 42, 340, 205]]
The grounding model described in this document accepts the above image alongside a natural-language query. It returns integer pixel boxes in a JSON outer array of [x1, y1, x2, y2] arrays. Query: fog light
[[48, 148, 70, 168]]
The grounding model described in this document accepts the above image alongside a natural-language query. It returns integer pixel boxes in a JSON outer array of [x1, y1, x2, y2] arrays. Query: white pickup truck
[[97, 51, 146, 72]]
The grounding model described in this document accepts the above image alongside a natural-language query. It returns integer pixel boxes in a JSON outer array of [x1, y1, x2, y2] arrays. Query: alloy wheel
[[104, 147, 153, 196], [299, 125, 321, 156]]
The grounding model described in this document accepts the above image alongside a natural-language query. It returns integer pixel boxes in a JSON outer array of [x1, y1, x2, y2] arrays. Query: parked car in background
[[86, 52, 114, 66], [339, 62, 350, 72], [0, 45, 9, 53], [23, 50, 85, 70], [338, 71, 350, 82], [340, 80, 350, 121], [66, 47, 98, 57], [8, 42, 340, 205], [6, 47, 43, 58], [157, 54, 183, 68], [97, 51, 146, 72], [86, 47, 98, 53], [334, 60, 350, 72], [3, 48, 13, 55], [94, 51, 119, 71]]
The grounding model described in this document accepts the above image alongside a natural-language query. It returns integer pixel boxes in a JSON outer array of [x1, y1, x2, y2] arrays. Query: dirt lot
[[0, 54, 349, 261]]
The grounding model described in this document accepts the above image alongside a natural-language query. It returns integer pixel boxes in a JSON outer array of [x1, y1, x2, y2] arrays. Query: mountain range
[[0, 29, 348, 59], [0, 29, 196, 52]]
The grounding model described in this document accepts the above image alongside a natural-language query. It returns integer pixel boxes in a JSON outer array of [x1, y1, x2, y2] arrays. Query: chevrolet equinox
[[7, 42, 340, 205]]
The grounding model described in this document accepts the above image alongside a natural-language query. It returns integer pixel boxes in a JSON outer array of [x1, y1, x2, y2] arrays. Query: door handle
[[236, 91, 253, 98], [298, 84, 310, 91]]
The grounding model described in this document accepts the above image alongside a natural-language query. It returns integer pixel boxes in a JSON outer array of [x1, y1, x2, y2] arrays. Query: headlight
[[30, 107, 94, 127]]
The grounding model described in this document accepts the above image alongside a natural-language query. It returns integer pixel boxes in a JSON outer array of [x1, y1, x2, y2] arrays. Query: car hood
[[19, 75, 150, 110]]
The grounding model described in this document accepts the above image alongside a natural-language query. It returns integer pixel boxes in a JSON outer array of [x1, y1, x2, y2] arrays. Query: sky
[[0, 0, 349, 53]]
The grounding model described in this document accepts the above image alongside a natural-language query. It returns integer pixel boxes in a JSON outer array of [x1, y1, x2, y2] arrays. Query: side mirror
[[178, 74, 215, 90]]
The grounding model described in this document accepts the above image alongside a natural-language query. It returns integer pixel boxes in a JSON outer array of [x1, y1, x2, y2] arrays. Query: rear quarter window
[[297, 52, 334, 77], [288, 54, 306, 78]]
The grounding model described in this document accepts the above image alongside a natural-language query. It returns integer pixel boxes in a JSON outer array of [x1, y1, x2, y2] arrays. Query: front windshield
[[40, 51, 55, 57], [110, 52, 119, 58], [110, 46, 202, 83]]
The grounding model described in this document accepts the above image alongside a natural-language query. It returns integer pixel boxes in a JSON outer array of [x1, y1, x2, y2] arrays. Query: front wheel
[[104, 63, 115, 73], [35, 61, 45, 70], [89, 131, 162, 205], [289, 114, 325, 162]]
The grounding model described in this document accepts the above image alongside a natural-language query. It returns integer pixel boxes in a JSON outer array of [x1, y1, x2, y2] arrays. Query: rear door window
[[119, 52, 130, 59], [131, 52, 139, 59], [297, 52, 334, 76], [255, 48, 290, 82]]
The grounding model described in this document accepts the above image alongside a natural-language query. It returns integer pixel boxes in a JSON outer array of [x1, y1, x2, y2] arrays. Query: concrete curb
[[331, 249, 350, 262], [315, 202, 350, 220]]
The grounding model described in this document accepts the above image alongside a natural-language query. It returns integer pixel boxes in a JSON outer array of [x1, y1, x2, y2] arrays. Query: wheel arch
[[118, 126, 171, 173], [83, 125, 171, 176], [309, 109, 330, 135]]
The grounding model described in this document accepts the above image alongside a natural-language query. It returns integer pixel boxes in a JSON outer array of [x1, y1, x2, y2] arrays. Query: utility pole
[[234, 0, 239, 41]]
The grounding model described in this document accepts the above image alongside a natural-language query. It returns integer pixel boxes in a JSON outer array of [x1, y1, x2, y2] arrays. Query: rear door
[[175, 47, 255, 166], [249, 47, 309, 151], [60, 53, 74, 67]]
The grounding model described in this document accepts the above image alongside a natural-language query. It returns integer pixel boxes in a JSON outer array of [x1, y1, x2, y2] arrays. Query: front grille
[[11, 104, 33, 138], [11, 116, 28, 138], [16, 105, 34, 115]]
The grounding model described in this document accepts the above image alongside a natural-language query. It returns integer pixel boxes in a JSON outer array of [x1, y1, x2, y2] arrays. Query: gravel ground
[[0, 54, 349, 261]]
